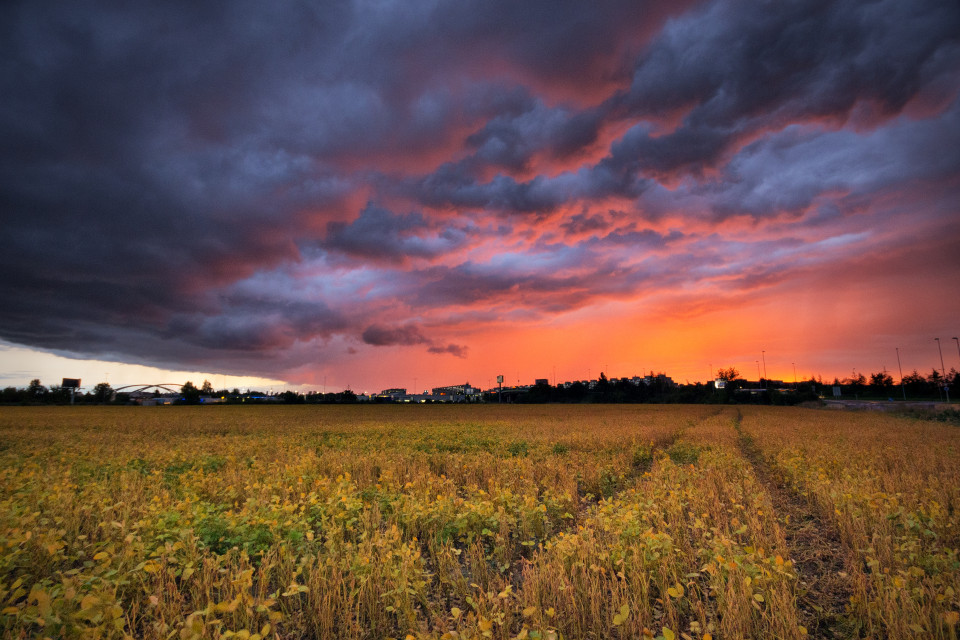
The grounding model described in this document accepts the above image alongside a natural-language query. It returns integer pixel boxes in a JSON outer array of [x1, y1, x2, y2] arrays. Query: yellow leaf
[[753, 593, 765, 603], [2, 606, 20, 615], [30, 589, 51, 616], [775, 555, 784, 566], [479, 618, 493, 632], [945, 611, 960, 626], [662, 628, 675, 640], [80, 594, 100, 611], [703, 634, 712, 640], [522, 606, 536, 618], [93, 551, 109, 561]]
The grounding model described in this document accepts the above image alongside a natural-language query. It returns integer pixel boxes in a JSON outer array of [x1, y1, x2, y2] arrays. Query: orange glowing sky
[[1, 0, 959, 393]]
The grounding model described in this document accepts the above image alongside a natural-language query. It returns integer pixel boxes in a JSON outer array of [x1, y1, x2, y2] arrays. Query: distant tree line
[[508, 371, 821, 405], [830, 367, 960, 400], [0, 379, 359, 405], [3, 366, 957, 405], [499, 366, 960, 405]]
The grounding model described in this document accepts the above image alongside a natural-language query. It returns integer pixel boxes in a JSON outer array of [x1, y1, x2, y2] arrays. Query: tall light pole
[[792, 362, 797, 389], [935, 338, 949, 403], [896, 347, 906, 401], [761, 350, 767, 387], [756, 360, 761, 387], [954, 337, 960, 366]]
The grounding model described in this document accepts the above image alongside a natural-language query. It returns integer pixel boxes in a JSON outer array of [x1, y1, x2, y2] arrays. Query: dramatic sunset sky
[[2, 0, 959, 393]]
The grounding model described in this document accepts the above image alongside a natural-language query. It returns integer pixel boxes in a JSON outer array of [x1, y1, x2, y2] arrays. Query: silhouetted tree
[[281, 390, 304, 404], [180, 381, 201, 404], [869, 372, 893, 396], [902, 370, 927, 397], [27, 379, 46, 400], [717, 367, 740, 381], [200, 380, 214, 395], [846, 373, 866, 396], [92, 382, 113, 403]]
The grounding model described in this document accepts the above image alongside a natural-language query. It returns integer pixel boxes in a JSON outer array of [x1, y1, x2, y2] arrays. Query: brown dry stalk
[[735, 411, 862, 639]]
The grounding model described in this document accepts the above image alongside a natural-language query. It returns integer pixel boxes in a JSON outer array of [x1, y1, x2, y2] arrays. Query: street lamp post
[[936, 338, 949, 403], [792, 362, 797, 389], [761, 350, 767, 388], [896, 347, 906, 401], [756, 361, 761, 388]]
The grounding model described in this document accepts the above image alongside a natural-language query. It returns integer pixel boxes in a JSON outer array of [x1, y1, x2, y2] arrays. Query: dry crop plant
[[739, 406, 960, 639], [0, 404, 957, 639]]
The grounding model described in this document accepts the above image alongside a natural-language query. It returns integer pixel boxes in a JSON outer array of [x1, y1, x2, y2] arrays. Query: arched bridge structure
[[112, 384, 184, 394]]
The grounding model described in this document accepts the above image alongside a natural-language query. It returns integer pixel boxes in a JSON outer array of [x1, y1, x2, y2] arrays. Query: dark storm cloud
[[362, 324, 468, 358], [406, 257, 671, 313], [610, 0, 960, 174], [428, 344, 469, 358], [407, 0, 960, 209], [1, 0, 957, 382], [323, 203, 469, 264], [561, 213, 615, 236], [362, 324, 430, 347], [465, 100, 606, 170]]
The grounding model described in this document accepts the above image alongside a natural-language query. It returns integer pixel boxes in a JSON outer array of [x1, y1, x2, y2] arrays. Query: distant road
[[821, 399, 951, 412]]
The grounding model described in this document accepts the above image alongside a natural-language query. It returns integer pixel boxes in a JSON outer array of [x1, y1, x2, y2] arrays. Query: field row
[[0, 405, 958, 639]]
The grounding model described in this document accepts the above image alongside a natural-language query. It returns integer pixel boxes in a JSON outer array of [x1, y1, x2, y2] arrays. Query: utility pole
[[954, 337, 960, 373], [936, 338, 949, 403], [761, 350, 767, 385], [896, 347, 906, 401], [792, 362, 797, 389]]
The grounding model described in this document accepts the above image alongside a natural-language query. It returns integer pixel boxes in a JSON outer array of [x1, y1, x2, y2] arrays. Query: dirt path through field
[[733, 410, 862, 639]]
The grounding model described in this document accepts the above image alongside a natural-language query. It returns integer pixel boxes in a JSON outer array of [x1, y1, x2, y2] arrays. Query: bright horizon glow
[[0, 341, 291, 394], [3, 325, 957, 395]]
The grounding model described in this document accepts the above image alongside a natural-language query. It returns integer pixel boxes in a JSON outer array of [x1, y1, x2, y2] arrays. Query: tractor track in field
[[733, 410, 863, 639]]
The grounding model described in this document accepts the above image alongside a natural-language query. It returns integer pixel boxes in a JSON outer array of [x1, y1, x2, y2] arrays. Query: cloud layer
[[1, 0, 958, 387]]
